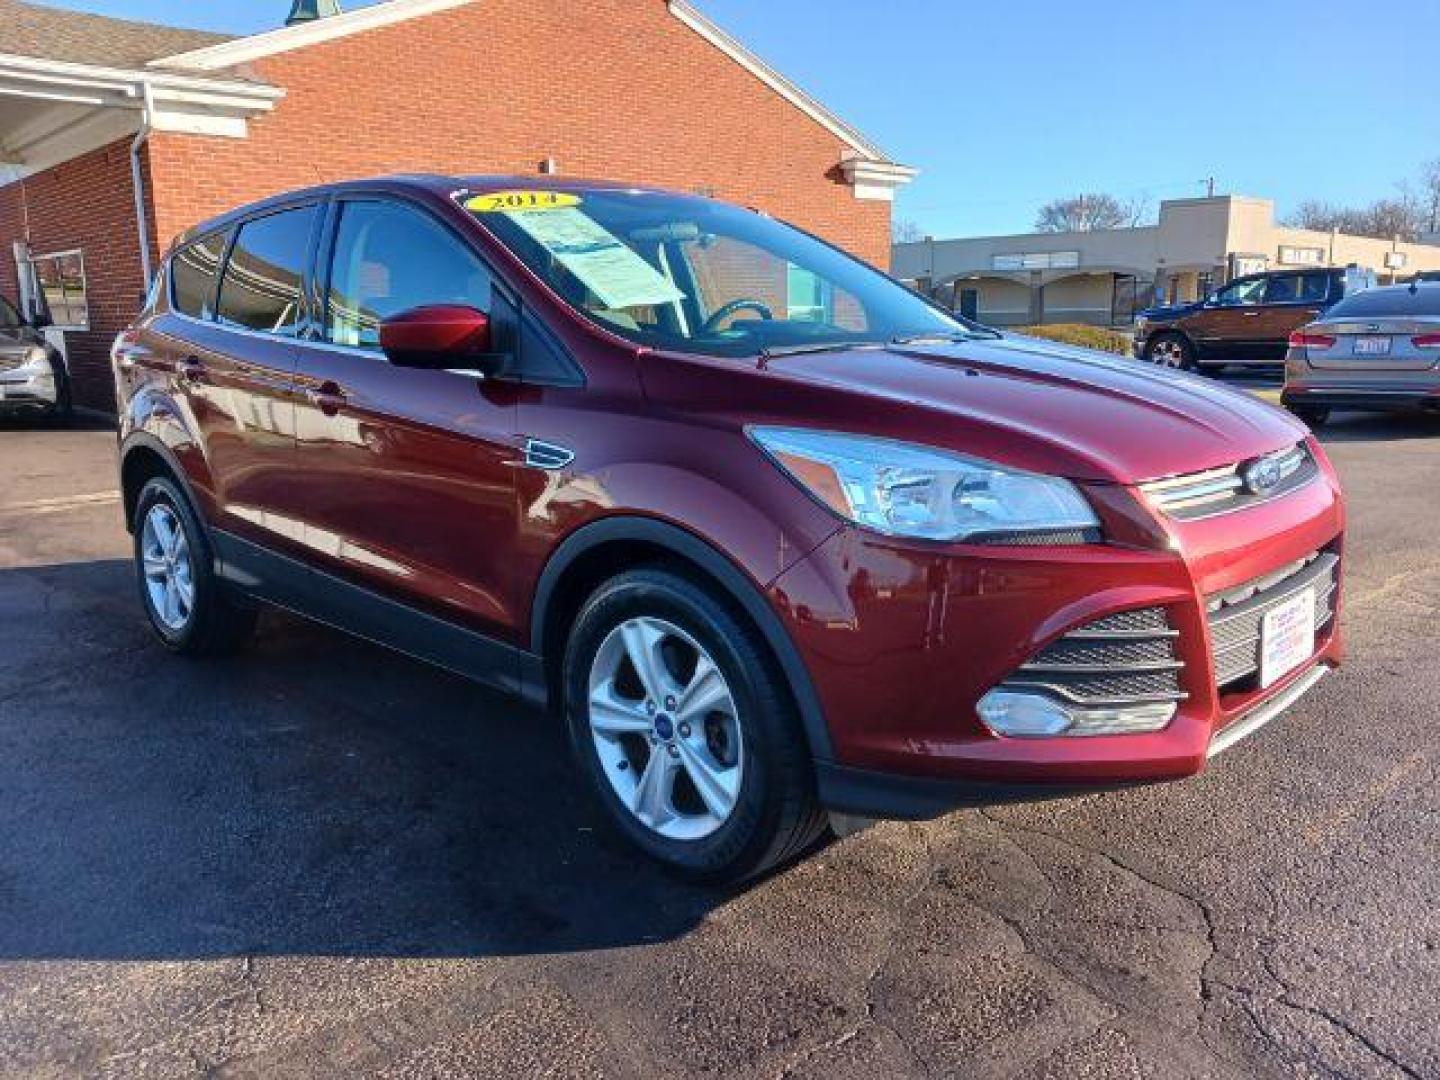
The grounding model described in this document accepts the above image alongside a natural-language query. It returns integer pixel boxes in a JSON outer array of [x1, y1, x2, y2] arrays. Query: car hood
[[754, 334, 1306, 485], [1138, 302, 1203, 321]]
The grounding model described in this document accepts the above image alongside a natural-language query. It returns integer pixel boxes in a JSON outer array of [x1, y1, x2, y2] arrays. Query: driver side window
[[326, 200, 492, 351], [1214, 277, 1267, 307], [683, 238, 866, 331]]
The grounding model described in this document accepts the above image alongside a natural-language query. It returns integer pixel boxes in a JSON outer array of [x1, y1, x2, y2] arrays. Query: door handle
[[1241, 311, 1261, 317], [177, 356, 207, 383], [305, 380, 347, 417]]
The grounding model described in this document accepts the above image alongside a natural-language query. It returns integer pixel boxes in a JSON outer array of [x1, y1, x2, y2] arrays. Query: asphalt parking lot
[[1, 394, 1437, 1079]]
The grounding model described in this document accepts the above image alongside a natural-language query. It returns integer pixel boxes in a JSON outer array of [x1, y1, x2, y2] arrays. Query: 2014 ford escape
[[113, 177, 1345, 883]]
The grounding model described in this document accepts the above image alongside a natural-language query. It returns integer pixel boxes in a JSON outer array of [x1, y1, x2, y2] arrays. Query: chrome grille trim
[[1206, 552, 1340, 691], [1140, 443, 1317, 521]]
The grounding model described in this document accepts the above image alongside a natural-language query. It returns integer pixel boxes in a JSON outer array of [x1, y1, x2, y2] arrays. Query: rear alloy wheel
[[1145, 333, 1194, 370], [134, 477, 257, 656], [564, 569, 826, 884]]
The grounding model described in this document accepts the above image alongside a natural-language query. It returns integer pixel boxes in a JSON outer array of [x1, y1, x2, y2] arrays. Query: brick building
[[0, 0, 915, 410]]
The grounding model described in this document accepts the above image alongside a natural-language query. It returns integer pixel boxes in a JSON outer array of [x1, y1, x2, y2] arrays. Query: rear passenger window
[[216, 206, 319, 336], [1262, 275, 1304, 304], [170, 230, 230, 320], [324, 200, 492, 350]]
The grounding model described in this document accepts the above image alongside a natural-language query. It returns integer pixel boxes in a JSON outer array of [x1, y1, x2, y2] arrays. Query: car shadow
[[0, 558, 735, 963], [0, 409, 116, 433], [1314, 410, 1440, 443]]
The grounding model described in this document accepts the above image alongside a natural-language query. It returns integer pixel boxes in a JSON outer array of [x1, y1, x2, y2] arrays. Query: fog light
[[978, 690, 1177, 738], [978, 690, 1073, 736]]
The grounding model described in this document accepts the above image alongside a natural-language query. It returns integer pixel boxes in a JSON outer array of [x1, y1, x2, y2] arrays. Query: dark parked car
[[1283, 282, 1440, 425], [1135, 266, 1375, 370], [0, 291, 70, 418], [112, 177, 1345, 882]]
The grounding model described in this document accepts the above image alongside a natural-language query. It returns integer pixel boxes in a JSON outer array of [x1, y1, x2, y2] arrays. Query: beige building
[[893, 195, 1440, 327]]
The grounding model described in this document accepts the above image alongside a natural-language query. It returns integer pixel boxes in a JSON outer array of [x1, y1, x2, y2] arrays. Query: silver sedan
[[1283, 282, 1440, 426]]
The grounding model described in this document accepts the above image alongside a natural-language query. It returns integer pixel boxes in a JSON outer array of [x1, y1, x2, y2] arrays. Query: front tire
[[1144, 332, 1195, 371], [134, 477, 256, 656], [563, 568, 825, 884]]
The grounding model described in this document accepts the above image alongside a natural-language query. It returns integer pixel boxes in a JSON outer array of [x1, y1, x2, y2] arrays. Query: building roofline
[[151, 0, 903, 172], [665, 0, 896, 164], [149, 0, 479, 72], [0, 51, 285, 105]]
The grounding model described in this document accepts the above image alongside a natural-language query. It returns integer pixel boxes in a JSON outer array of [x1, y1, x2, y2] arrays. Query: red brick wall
[[1, 0, 892, 412], [0, 142, 157, 411], [0, 184, 21, 301], [147, 0, 890, 266]]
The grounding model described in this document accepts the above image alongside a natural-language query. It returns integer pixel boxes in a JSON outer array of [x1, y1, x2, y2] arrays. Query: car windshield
[[463, 188, 986, 357]]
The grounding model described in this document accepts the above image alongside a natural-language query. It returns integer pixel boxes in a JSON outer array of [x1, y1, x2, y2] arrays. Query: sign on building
[[992, 251, 1080, 271]]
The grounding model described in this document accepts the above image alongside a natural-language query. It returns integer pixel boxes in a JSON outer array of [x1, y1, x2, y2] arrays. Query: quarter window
[[325, 201, 492, 350], [216, 206, 319, 336], [30, 251, 88, 329], [171, 230, 231, 320]]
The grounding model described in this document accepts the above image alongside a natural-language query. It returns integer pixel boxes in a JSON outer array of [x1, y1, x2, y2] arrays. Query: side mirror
[[379, 305, 510, 376]]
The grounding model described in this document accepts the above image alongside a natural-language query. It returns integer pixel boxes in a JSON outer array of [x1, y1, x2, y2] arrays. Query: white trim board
[[150, 0, 479, 72], [666, 1, 892, 164]]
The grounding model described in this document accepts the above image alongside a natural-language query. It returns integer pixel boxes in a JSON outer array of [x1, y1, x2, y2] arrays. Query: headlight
[[749, 428, 1101, 543]]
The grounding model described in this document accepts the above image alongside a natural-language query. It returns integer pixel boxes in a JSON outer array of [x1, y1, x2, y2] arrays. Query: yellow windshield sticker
[[465, 190, 581, 214]]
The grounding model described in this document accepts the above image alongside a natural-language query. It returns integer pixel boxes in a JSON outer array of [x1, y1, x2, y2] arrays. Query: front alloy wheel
[[587, 616, 744, 841], [564, 569, 826, 884]]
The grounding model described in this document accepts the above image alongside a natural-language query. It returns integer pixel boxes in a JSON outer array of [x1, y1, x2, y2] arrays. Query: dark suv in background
[[1135, 266, 1376, 370]]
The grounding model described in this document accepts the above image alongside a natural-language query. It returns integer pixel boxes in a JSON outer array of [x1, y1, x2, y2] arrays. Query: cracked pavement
[[0, 406, 1437, 1078]]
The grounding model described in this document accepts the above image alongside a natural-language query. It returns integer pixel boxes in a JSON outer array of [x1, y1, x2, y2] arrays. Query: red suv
[[113, 177, 1345, 882]]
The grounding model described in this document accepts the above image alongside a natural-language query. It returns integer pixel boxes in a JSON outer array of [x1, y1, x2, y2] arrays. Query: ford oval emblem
[[1242, 455, 1283, 495]]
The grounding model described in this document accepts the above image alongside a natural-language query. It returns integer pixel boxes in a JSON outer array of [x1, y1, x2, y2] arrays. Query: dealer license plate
[[1353, 335, 1392, 356], [1260, 588, 1317, 689]]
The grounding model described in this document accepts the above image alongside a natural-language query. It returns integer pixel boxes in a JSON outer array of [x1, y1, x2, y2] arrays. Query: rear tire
[[563, 568, 826, 885], [1288, 405, 1331, 429], [1143, 332, 1195, 371], [134, 477, 257, 656]]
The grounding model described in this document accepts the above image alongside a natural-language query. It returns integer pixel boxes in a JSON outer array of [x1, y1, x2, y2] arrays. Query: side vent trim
[[524, 438, 575, 470]]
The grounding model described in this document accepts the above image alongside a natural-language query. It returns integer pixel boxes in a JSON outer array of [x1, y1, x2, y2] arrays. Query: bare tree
[[1420, 158, 1440, 234], [1285, 196, 1424, 241], [892, 218, 926, 244], [1035, 193, 1142, 232]]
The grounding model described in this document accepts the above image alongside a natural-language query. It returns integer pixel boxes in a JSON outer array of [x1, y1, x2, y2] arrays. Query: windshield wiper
[[891, 329, 1002, 345], [760, 341, 885, 359]]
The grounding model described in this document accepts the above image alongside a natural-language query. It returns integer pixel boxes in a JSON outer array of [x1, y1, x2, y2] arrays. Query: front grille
[[1002, 605, 1186, 707], [1140, 443, 1317, 521], [1207, 552, 1340, 691]]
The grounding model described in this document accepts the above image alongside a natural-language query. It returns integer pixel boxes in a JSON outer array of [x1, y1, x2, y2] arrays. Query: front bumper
[[0, 365, 61, 410], [772, 456, 1345, 817], [818, 660, 1333, 818]]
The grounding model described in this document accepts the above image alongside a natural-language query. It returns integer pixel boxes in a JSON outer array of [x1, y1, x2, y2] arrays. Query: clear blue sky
[[41, 0, 1440, 238]]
